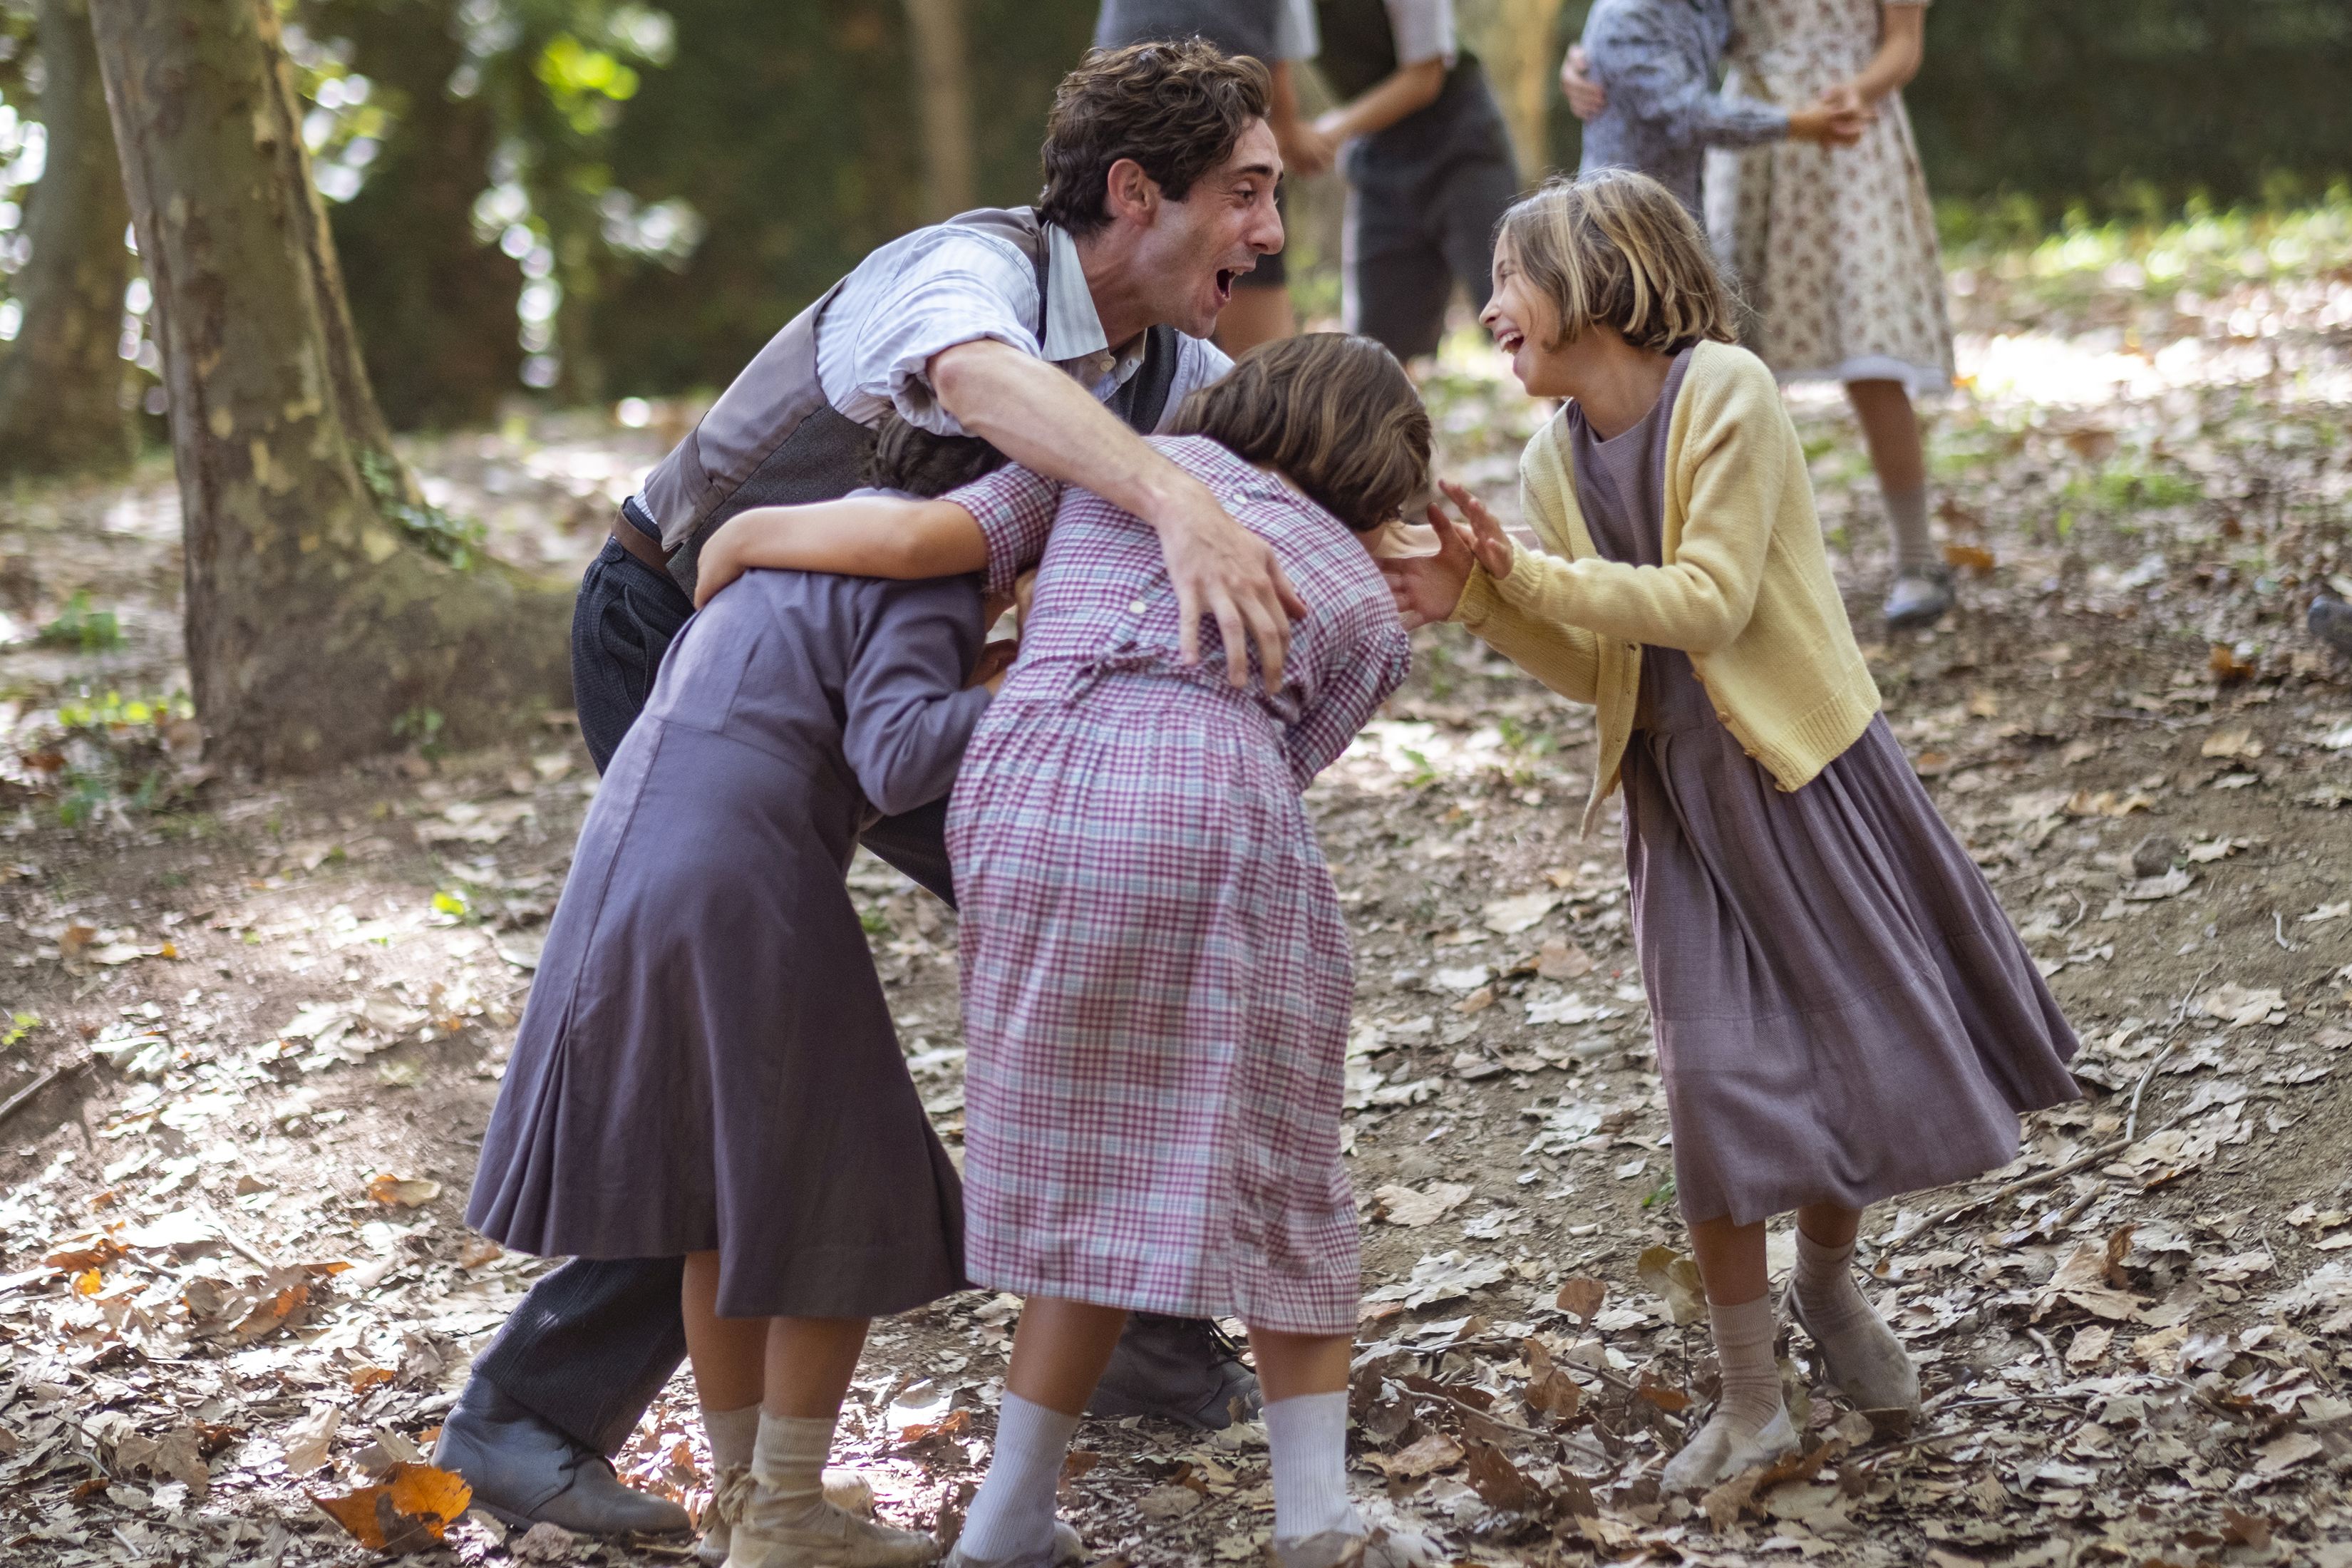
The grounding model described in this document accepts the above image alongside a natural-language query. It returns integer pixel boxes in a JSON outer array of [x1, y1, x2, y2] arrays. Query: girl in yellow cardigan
[[1386, 170, 2078, 1491]]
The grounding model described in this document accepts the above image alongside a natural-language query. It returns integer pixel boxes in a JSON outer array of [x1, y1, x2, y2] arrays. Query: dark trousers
[[475, 538, 955, 1454]]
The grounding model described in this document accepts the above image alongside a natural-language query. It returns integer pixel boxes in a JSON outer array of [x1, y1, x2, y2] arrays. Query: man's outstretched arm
[[930, 338, 1307, 688]]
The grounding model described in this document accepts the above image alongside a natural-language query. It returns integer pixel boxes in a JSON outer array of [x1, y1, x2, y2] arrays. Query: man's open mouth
[[1214, 269, 1238, 304]]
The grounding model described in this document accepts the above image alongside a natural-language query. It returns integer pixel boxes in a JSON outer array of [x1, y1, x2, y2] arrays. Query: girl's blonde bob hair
[[1496, 170, 1739, 354]]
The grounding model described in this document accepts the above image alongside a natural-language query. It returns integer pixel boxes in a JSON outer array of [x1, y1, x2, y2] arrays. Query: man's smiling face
[[1134, 118, 1285, 339]]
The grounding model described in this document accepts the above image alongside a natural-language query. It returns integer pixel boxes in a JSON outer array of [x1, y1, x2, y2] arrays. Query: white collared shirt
[[813, 217, 1232, 438]]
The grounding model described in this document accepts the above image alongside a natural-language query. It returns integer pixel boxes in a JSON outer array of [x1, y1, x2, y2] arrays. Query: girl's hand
[[1558, 44, 1606, 120], [969, 638, 1017, 693], [1437, 481, 1516, 580], [1379, 502, 1480, 629], [693, 520, 746, 609]]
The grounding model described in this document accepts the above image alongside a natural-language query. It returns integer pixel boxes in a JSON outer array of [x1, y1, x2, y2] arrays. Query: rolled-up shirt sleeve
[[825, 229, 1045, 436], [944, 463, 1066, 599], [1385, 0, 1458, 68]]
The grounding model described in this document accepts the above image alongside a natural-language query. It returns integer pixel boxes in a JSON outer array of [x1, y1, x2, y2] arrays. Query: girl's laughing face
[[1480, 239, 1570, 398]]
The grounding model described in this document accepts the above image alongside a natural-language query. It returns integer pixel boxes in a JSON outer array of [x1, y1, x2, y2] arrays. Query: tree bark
[[86, 0, 573, 775], [315, 0, 523, 431], [0, 0, 132, 478], [902, 0, 976, 221]]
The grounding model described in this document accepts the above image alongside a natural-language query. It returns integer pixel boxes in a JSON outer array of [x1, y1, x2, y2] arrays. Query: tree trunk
[[315, 0, 523, 431], [0, 0, 132, 478], [902, 0, 976, 221], [86, 0, 573, 775], [1466, 0, 1567, 182]]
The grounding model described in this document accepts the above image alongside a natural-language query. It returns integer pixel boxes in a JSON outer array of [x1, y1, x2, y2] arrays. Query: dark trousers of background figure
[[468, 537, 957, 1455], [1340, 73, 1522, 364]]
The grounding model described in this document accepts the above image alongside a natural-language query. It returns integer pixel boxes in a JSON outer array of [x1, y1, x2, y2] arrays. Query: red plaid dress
[[944, 437, 1410, 1334]]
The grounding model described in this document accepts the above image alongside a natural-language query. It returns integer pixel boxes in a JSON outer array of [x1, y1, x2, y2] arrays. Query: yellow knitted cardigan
[[1453, 339, 1882, 838]]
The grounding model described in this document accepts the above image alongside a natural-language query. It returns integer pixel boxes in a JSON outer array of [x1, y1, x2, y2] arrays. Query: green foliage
[[46, 690, 194, 827], [393, 703, 447, 756], [36, 592, 125, 653], [356, 450, 488, 568], [2, 1011, 37, 1049]]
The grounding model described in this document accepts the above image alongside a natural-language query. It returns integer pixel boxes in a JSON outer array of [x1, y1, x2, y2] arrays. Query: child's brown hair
[[1165, 333, 1431, 532], [865, 412, 1008, 497], [1497, 170, 1740, 354]]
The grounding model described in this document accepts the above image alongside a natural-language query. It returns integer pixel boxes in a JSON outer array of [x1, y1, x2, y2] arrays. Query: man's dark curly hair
[[1038, 40, 1272, 237]]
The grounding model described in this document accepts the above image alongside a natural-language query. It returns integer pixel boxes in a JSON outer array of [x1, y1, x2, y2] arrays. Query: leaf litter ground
[[2, 212, 2351, 1567]]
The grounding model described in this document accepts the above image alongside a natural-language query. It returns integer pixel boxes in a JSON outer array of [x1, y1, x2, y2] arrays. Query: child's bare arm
[[693, 497, 988, 607]]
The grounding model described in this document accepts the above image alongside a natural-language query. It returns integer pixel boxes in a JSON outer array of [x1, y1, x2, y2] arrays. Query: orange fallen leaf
[[312, 1463, 473, 1554], [73, 1269, 103, 1296], [2209, 642, 2256, 681], [1943, 542, 1996, 575], [897, 1408, 971, 1447], [1554, 1276, 1606, 1322], [367, 1175, 443, 1207], [232, 1281, 311, 1343], [46, 1237, 127, 1272], [351, 1366, 396, 1393]]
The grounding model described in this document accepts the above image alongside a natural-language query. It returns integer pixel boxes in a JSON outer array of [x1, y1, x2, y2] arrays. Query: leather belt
[[610, 515, 673, 575]]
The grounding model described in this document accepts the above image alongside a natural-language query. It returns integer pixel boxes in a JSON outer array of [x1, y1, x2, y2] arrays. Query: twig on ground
[[0, 1060, 88, 1128], [2273, 911, 2294, 952], [2126, 960, 2221, 1143], [196, 1202, 280, 1271]]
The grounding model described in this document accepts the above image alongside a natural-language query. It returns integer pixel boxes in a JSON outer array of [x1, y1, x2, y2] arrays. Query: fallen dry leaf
[[313, 1463, 473, 1552], [367, 1173, 443, 1207], [1372, 1181, 1471, 1229], [1637, 1244, 1707, 1326], [1554, 1276, 1606, 1321], [1368, 1431, 1464, 1480]]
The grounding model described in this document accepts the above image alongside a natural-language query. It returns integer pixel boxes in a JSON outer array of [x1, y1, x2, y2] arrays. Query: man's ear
[[1102, 157, 1162, 227]]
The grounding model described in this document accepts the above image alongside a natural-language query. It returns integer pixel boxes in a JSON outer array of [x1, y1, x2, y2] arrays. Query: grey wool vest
[[634, 207, 1182, 594]]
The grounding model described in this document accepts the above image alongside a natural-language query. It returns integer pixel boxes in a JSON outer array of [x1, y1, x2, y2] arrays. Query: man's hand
[[1379, 484, 1515, 630], [930, 339, 1306, 690], [1152, 475, 1309, 687], [1559, 44, 1606, 120]]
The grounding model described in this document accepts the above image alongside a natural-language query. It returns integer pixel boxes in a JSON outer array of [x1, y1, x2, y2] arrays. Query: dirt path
[[3, 212, 2349, 1568]]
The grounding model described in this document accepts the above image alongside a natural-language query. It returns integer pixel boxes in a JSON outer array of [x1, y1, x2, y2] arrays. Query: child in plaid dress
[[695, 335, 1439, 1568]]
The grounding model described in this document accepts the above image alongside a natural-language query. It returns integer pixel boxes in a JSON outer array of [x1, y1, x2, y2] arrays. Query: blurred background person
[[1289, 0, 1522, 363], [1564, 1, 1959, 631], [1095, 0, 1327, 352]]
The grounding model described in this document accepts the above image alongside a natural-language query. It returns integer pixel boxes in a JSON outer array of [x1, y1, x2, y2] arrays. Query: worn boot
[[1883, 564, 1955, 631], [432, 1378, 690, 1536], [2311, 596, 2352, 659], [939, 1520, 1083, 1568], [701, 1463, 877, 1566], [724, 1413, 935, 1568], [1087, 1315, 1259, 1430], [1661, 1294, 1798, 1493]]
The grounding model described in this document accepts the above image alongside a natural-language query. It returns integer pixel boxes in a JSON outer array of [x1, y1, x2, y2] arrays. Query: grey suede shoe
[[1786, 1284, 1922, 1415], [1883, 565, 1956, 630], [940, 1520, 1082, 1568], [1087, 1314, 1259, 1430], [1660, 1405, 1799, 1493], [431, 1378, 690, 1536], [2312, 595, 2352, 659], [701, 1467, 877, 1564]]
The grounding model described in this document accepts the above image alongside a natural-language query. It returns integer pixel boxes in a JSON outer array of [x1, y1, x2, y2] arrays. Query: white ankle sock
[[749, 1410, 834, 1526], [1879, 481, 1934, 573], [959, 1393, 1079, 1561], [703, 1401, 760, 1474], [1708, 1292, 1784, 1433], [1264, 1391, 1360, 1542], [1792, 1228, 1918, 1410]]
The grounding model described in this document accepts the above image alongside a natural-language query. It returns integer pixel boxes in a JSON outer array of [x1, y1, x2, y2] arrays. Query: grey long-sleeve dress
[[1577, 0, 1788, 215], [466, 568, 991, 1319]]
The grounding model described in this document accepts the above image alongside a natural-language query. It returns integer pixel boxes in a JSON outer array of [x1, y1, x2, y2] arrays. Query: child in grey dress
[[467, 419, 1009, 1568], [1385, 172, 2078, 1492], [1576, 0, 1862, 215]]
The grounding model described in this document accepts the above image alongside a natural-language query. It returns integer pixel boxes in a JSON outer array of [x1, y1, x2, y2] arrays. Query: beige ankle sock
[[1879, 482, 1934, 573], [703, 1401, 760, 1474], [1662, 1292, 1793, 1492], [748, 1410, 835, 1529], [1791, 1230, 1919, 1412]]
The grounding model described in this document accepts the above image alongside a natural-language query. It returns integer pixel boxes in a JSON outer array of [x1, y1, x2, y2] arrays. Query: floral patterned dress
[[1702, 0, 1954, 393]]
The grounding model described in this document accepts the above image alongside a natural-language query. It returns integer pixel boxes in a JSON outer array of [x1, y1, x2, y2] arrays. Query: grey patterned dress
[[1572, 348, 2079, 1226], [1577, 0, 1788, 215]]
